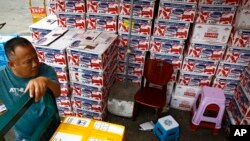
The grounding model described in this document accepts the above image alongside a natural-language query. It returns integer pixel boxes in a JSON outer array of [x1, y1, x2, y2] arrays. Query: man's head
[[5, 37, 40, 78]]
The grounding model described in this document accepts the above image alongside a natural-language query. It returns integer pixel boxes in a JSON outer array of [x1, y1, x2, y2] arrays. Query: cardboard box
[[239, 0, 250, 8], [212, 76, 240, 95], [87, 0, 119, 15], [241, 69, 250, 93], [58, 13, 86, 29], [153, 20, 190, 39], [120, 0, 155, 19], [158, 2, 196, 22], [223, 47, 250, 64], [150, 53, 183, 70], [196, 5, 236, 25], [170, 95, 195, 111], [50, 116, 125, 141], [228, 28, 250, 48], [86, 14, 118, 32], [234, 85, 250, 118], [56, 96, 72, 108], [118, 16, 152, 36], [116, 73, 142, 85], [150, 36, 185, 55], [73, 107, 107, 120], [178, 71, 212, 86], [181, 57, 218, 75], [216, 61, 248, 79], [118, 33, 150, 51], [199, 0, 239, 5], [187, 42, 226, 60], [191, 23, 232, 44], [173, 84, 201, 98]]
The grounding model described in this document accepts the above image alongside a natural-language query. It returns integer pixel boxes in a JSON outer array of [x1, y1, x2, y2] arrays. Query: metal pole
[[125, 0, 135, 87]]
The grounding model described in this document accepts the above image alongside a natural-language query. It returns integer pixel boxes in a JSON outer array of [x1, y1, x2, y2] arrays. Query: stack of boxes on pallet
[[223, 0, 250, 135], [153, 0, 197, 110], [69, 31, 118, 120], [116, 0, 154, 84]]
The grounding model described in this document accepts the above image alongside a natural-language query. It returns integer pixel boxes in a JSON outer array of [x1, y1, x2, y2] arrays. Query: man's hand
[[24, 76, 48, 102]]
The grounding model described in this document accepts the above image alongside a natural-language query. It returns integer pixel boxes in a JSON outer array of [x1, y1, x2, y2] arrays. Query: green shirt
[[0, 63, 59, 139]]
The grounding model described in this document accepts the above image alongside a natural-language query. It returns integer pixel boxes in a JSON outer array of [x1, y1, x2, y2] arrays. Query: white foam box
[[29, 14, 58, 41], [178, 71, 212, 86], [170, 95, 195, 111], [216, 61, 248, 79], [198, 0, 239, 5], [223, 47, 250, 64], [187, 42, 226, 60], [181, 57, 219, 75], [234, 9, 250, 29], [119, 0, 155, 19], [173, 83, 201, 98], [86, 13, 118, 32], [196, 5, 236, 25], [118, 16, 152, 36], [118, 33, 150, 51], [87, 0, 119, 15], [158, 2, 196, 22], [240, 0, 250, 8], [55, 0, 86, 13], [228, 28, 250, 48], [150, 36, 185, 55], [191, 23, 232, 44], [150, 53, 183, 70], [72, 107, 107, 120], [56, 96, 72, 109], [153, 20, 190, 39], [70, 81, 108, 101], [67, 31, 117, 70], [71, 95, 107, 113], [57, 12, 86, 29], [212, 76, 240, 95]]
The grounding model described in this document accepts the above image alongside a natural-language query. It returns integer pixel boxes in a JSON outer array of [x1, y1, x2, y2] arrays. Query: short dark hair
[[4, 37, 33, 59]]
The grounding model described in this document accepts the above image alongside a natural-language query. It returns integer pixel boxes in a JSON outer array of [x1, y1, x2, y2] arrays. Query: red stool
[[190, 86, 226, 135]]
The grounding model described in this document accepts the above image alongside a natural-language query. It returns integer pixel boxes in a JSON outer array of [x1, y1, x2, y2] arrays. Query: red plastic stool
[[190, 86, 226, 135]]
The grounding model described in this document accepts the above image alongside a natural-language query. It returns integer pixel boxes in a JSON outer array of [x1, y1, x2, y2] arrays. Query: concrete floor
[[1, 1, 229, 140]]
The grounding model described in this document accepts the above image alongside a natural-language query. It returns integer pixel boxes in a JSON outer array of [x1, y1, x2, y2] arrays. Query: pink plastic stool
[[191, 86, 225, 135]]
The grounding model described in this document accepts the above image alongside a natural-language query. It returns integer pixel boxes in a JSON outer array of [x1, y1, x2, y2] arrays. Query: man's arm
[[24, 76, 61, 102]]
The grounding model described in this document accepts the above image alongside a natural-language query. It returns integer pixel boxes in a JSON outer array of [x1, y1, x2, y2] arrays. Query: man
[[0, 37, 61, 140]]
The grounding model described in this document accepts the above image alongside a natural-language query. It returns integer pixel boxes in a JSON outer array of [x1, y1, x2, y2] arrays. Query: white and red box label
[[212, 76, 240, 95], [58, 13, 86, 29], [120, 0, 155, 19], [178, 71, 212, 86], [223, 47, 250, 64], [196, 5, 236, 25], [86, 14, 117, 32], [118, 33, 150, 51], [187, 42, 226, 60], [150, 53, 183, 70], [198, 0, 239, 5], [87, 0, 119, 15], [71, 82, 108, 101], [174, 84, 202, 98], [158, 2, 196, 22], [228, 29, 250, 48], [191, 23, 232, 44], [150, 36, 185, 55], [182, 57, 218, 75], [118, 16, 152, 36], [154, 20, 190, 39], [216, 61, 248, 79]]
